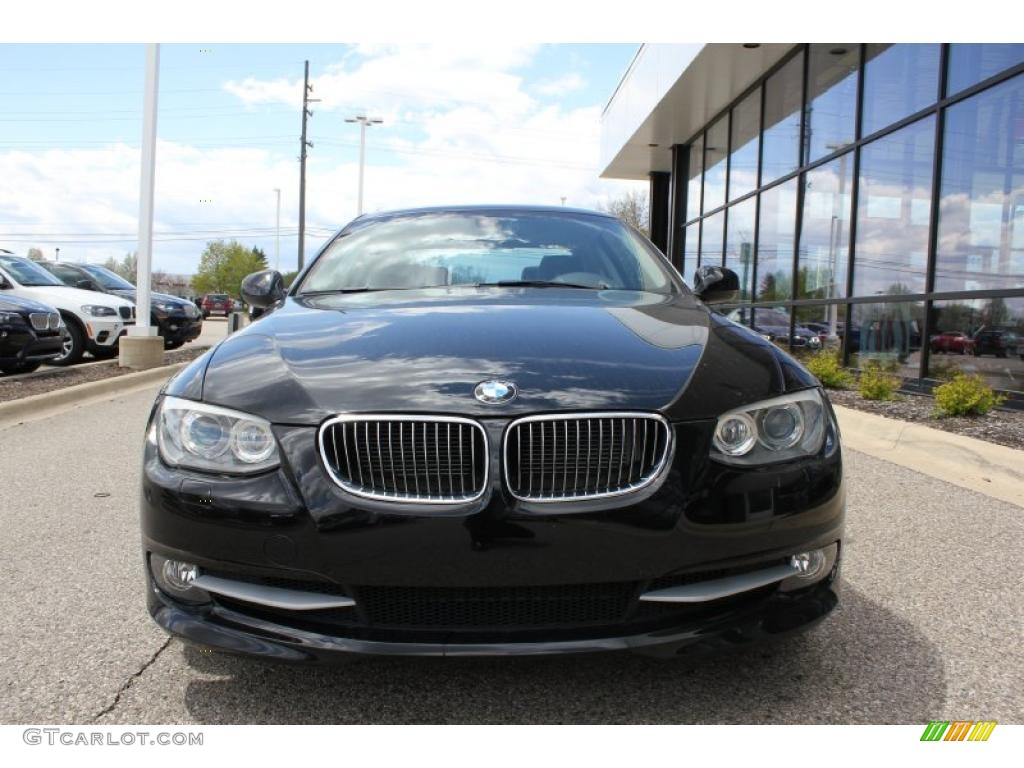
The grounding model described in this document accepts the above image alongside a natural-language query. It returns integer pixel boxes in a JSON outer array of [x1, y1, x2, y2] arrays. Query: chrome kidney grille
[[29, 312, 61, 331], [504, 413, 672, 501], [319, 416, 488, 504]]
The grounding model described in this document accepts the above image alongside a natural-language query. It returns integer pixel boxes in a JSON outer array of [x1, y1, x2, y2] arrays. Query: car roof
[[352, 204, 618, 224]]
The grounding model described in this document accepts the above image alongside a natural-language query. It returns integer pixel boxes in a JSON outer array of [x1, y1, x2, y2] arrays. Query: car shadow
[[179, 586, 945, 724]]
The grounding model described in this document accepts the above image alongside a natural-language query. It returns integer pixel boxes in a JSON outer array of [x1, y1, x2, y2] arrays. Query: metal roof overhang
[[600, 43, 797, 180]]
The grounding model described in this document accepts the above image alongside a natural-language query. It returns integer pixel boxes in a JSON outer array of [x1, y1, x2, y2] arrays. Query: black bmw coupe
[[141, 205, 844, 660]]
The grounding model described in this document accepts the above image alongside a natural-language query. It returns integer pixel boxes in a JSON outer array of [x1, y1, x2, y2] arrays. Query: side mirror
[[76, 279, 96, 291], [0, 276, 10, 289], [241, 269, 286, 309], [692, 265, 740, 305]]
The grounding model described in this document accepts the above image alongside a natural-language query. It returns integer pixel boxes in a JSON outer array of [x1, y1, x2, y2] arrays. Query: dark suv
[[972, 326, 1022, 359], [40, 262, 203, 350], [0, 292, 65, 374]]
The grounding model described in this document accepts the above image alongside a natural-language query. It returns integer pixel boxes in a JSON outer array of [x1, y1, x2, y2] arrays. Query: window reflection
[[683, 222, 700, 282], [935, 73, 1024, 292], [725, 197, 756, 300], [703, 116, 728, 213], [686, 136, 703, 223], [756, 179, 798, 301], [729, 88, 760, 201], [799, 153, 853, 306], [948, 44, 1024, 96], [862, 44, 941, 136], [762, 52, 804, 184], [850, 300, 925, 377], [853, 117, 935, 296], [930, 298, 1024, 394], [700, 210, 724, 267], [805, 44, 859, 164]]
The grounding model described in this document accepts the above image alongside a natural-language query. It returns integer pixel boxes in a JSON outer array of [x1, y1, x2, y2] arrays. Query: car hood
[[168, 288, 815, 425], [14, 285, 134, 309], [0, 292, 58, 313]]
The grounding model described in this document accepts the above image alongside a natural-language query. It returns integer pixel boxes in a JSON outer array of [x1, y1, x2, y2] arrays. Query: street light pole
[[273, 188, 281, 271], [345, 115, 382, 215]]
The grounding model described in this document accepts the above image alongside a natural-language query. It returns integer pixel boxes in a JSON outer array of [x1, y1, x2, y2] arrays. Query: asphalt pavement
[[1, 382, 1021, 724]]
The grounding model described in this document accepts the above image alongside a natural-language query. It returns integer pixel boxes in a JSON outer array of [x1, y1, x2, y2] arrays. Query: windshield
[[79, 264, 135, 291], [298, 211, 677, 295], [0, 255, 64, 287]]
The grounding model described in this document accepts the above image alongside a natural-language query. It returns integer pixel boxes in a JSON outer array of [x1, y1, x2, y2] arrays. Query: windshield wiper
[[473, 280, 606, 290], [299, 285, 452, 296]]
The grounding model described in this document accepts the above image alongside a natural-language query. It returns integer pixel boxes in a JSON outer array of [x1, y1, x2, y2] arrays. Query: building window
[[729, 88, 761, 201], [929, 298, 1024, 394], [725, 197, 756, 300], [686, 136, 703, 223], [935, 73, 1024, 293], [755, 178, 798, 301], [682, 222, 700, 281], [703, 116, 729, 213], [853, 116, 935, 297], [849, 299, 925, 377], [862, 44, 941, 136], [799, 152, 853, 305], [762, 51, 804, 184], [804, 44, 859, 164], [947, 44, 1024, 96], [699, 210, 724, 267]]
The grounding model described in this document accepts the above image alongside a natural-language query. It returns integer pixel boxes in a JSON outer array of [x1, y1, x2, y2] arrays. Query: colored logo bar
[[921, 721, 997, 741]]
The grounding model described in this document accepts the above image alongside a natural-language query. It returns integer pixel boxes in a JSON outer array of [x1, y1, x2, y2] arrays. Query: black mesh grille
[[321, 417, 487, 502], [506, 415, 670, 500]]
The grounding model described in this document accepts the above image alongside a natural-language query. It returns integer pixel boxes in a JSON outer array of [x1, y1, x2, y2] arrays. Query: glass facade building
[[667, 44, 1024, 397]]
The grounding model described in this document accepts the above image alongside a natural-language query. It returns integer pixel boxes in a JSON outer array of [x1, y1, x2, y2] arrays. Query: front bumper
[[141, 398, 845, 660], [86, 317, 130, 349], [0, 325, 64, 363], [157, 315, 203, 344]]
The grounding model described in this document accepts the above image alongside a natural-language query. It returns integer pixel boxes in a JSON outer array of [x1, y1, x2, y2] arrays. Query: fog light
[[162, 559, 198, 591], [790, 550, 825, 579]]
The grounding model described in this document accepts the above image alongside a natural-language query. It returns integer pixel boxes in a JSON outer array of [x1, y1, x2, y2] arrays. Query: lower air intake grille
[[504, 413, 672, 501], [319, 415, 488, 503]]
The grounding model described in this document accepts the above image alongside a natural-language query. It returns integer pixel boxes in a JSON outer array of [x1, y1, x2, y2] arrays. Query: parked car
[[930, 330, 976, 355], [141, 205, 844, 662], [971, 326, 1022, 359], [0, 251, 135, 365], [39, 261, 203, 350], [726, 308, 823, 350], [201, 293, 234, 318], [0, 292, 66, 374]]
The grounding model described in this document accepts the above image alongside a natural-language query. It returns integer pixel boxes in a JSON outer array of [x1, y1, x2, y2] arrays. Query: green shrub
[[858, 363, 901, 401], [805, 350, 854, 389], [934, 373, 1005, 417]]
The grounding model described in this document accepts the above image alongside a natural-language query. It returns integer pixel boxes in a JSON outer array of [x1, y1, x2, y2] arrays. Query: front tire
[[50, 318, 85, 366]]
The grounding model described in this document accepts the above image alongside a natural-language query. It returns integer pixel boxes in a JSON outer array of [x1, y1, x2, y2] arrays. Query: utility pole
[[345, 115, 382, 215], [273, 188, 281, 271], [297, 61, 319, 271]]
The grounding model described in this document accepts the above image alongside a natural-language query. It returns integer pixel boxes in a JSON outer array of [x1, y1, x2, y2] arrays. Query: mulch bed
[[826, 388, 1024, 451], [0, 346, 210, 403]]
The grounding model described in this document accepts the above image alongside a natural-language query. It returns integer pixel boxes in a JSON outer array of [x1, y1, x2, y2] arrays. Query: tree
[[600, 188, 650, 236], [27, 248, 44, 262], [192, 240, 269, 297], [103, 252, 137, 282], [281, 270, 300, 288]]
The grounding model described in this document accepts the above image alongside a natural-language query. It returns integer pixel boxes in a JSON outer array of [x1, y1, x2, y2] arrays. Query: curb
[[834, 404, 1024, 510], [0, 362, 186, 429]]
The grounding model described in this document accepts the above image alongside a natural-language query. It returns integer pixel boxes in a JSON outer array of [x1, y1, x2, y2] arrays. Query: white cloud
[[533, 73, 586, 97]]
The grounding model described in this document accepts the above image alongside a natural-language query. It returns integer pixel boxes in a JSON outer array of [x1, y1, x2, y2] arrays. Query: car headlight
[[153, 301, 176, 313], [0, 311, 24, 324], [81, 304, 118, 317], [712, 389, 830, 465], [157, 395, 280, 474]]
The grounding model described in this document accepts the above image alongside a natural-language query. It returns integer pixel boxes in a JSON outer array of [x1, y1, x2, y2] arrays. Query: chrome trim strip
[[503, 412, 673, 503], [317, 414, 489, 505], [638, 562, 800, 603], [192, 574, 356, 611]]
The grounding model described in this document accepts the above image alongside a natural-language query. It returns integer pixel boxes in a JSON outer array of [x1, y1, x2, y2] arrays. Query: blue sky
[[0, 44, 641, 275]]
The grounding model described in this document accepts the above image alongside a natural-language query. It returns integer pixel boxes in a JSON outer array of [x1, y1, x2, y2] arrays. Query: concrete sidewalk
[[833, 405, 1024, 510]]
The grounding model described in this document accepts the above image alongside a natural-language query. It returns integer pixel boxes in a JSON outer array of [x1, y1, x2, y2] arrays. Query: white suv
[[0, 251, 136, 365]]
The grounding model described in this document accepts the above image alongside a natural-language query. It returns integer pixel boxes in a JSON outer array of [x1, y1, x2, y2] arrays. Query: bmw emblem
[[474, 379, 517, 404]]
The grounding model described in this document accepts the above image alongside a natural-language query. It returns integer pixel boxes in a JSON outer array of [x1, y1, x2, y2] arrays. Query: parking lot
[[1, 381, 1021, 725]]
